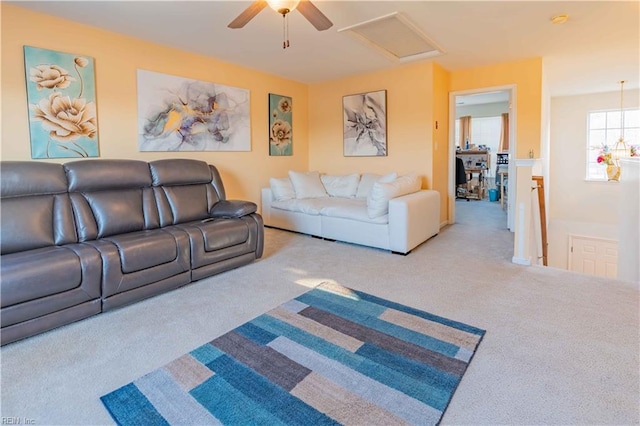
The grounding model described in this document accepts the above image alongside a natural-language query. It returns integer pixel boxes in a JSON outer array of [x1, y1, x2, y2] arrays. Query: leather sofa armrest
[[209, 200, 257, 219]]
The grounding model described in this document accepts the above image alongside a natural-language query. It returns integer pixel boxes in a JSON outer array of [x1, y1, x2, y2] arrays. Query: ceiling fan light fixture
[[267, 0, 300, 15]]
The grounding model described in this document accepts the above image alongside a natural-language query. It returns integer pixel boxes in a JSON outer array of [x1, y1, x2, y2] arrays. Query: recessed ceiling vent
[[338, 12, 445, 63]]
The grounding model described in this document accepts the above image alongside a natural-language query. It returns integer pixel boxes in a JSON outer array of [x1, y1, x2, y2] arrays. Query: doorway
[[448, 85, 516, 230]]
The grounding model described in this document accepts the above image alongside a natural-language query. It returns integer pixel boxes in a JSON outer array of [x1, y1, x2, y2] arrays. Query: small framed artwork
[[24, 46, 99, 159], [269, 93, 292, 156], [343, 89, 387, 157]]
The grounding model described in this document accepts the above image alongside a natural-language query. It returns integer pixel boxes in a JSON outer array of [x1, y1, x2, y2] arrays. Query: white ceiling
[[11, 1, 640, 97]]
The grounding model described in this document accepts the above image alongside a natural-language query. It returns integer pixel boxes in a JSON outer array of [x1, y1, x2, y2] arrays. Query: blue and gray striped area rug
[[101, 282, 485, 425]]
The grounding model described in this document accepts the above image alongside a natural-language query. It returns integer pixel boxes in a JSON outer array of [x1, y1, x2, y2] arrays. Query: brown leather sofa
[[0, 159, 263, 345]]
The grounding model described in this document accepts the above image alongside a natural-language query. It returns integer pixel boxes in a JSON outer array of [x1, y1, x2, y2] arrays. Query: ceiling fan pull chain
[[286, 14, 290, 48], [282, 14, 287, 49], [281, 13, 291, 49]]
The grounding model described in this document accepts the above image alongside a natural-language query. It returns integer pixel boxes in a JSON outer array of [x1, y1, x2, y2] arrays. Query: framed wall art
[[137, 69, 250, 152], [343, 89, 387, 157], [269, 93, 292, 156], [24, 46, 99, 159]]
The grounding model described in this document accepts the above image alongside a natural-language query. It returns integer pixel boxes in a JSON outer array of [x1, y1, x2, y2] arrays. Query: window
[[455, 116, 502, 148], [455, 116, 503, 174], [471, 116, 502, 148], [587, 109, 640, 180]]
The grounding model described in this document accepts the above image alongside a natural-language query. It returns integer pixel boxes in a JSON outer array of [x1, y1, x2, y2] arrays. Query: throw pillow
[[320, 173, 360, 198], [269, 177, 296, 201], [355, 172, 397, 199], [288, 171, 328, 199], [367, 173, 422, 218]]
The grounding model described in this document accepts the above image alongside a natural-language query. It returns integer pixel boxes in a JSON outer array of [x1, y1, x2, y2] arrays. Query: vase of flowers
[[597, 145, 620, 181], [606, 164, 621, 181]]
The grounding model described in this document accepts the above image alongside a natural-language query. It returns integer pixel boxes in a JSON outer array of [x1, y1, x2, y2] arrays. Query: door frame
[[448, 84, 517, 230]]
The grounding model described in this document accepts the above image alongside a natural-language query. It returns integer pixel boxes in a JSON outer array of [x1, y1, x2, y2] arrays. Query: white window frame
[[586, 108, 640, 181]]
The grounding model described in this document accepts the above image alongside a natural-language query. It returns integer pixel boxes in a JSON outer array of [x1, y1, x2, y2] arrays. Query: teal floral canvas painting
[[137, 69, 251, 152], [269, 93, 292, 156], [24, 46, 99, 159]]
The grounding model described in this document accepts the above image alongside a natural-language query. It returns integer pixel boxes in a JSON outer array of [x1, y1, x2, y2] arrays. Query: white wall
[[455, 101, 509, 119], [548, 89, 639, 270]]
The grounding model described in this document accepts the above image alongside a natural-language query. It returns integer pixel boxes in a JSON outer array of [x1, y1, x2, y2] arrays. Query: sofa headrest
[[149, 159, 212, 186], [1, 161, 67, 198], [64, 160, 152, 192]]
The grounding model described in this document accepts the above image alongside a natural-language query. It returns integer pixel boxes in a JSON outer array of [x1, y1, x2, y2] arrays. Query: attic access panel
[[338, 12, 445, 62]]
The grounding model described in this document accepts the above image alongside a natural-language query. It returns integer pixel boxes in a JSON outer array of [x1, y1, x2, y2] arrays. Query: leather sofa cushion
[[85, 190, 145, 238], [105, 230, 178, 274], [1, 197, 55, 254], [150, 159, 212, 186], [160, 185, 210, 223], [1, 194, 77, 254], [1, 246, 82, 307], [65, 159, 152, 191], [199, 219, 249, 252], [1, 161, 67, 197]]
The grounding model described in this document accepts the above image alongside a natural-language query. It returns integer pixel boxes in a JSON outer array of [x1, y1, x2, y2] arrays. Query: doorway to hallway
[[448, 86, 516, 231]]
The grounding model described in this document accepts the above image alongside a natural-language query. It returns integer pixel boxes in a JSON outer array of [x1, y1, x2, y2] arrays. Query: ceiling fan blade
[[297, 0, 333, 31], [228, 1, 268, 29]]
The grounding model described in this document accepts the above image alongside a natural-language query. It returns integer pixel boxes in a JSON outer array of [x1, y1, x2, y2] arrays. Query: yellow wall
[[431, 63, 450, 223], [2, 4, 545, 225], [308, 62, 436, 181], [0, 4, 309, 205], [309, 63, 433, 187], [450, 58, 543, 158], [307, 62, 456, 224]]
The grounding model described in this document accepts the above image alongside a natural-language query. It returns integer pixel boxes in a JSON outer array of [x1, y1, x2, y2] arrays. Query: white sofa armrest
[[388, 190, 440, 253], [261, 188, 274, 224]]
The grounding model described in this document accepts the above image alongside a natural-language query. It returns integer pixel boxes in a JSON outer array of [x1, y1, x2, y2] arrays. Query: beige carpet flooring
[[1, 199, 638, 425]]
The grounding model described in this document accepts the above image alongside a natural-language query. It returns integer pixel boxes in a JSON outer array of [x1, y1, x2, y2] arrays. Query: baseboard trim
[[512, 256, 531, 266]]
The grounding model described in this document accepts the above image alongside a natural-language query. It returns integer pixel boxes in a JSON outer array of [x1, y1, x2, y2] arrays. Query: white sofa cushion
[[289, 171, 328, 199], [320, 173, 360, 198], [269, 177, 296, 201], [319, 198, 389, 224], [367, 173, 422, 218], [272, 198, 327, 215], [355, 172, 397, 199], [272, 197, 388, 224]]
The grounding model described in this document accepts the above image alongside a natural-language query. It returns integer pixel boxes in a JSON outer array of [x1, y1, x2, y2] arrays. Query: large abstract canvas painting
[[343, 89, 387, 157], [269, 93, 292, 156], [24, 46, 99, 159], [137, 70, 251, 152]]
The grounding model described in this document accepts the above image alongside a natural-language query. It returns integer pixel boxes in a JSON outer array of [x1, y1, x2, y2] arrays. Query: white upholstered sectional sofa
[[261, 171, 440, 254]]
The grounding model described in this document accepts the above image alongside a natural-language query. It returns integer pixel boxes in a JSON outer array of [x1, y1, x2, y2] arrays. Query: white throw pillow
[[288, 171, 328, 199], [269, 177, 296, 201], [367, 173, 422, 218], [356, 172, 397, 199], [320, 173, 360, 198]]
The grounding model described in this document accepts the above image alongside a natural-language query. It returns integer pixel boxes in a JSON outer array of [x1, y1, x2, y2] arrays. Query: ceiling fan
[[228, 0, 333, 48]]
